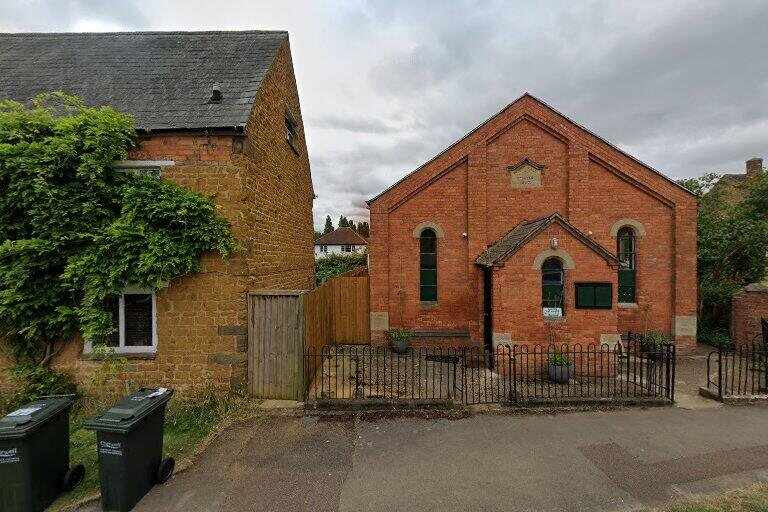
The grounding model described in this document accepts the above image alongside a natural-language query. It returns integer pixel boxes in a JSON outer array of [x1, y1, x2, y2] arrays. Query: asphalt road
[[74, 405, 768, 512]]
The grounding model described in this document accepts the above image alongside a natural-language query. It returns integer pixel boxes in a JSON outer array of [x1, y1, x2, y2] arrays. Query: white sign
[[8, 406, 42, 417], [543, 307, 563, 318]]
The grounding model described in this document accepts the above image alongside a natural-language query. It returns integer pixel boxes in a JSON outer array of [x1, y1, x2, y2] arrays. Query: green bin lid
[[84, 388, 173, 434], [0, 395, 75, 439]]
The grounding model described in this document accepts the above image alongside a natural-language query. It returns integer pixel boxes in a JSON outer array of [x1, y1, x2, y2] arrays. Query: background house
[[711, 157, 764, 204], [0, 31, 315, 392], [314, 227, 368, 258], [367, 94, 698, 352]]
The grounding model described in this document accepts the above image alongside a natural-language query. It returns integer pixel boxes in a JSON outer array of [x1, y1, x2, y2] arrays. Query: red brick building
[[367, 94, 698, 352], [0, 31, 315, 393]]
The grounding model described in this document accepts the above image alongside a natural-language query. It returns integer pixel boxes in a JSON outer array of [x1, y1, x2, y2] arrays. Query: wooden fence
[[248, 268, 370, 399]]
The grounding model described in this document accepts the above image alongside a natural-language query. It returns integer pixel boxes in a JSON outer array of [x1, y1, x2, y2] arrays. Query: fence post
[[461, 347, 467, 405], [670, 344, 676, 401], [717, 346, 723, 400]]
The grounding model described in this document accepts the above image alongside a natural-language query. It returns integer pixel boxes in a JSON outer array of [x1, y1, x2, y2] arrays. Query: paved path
[[77, 405, 768, 512]]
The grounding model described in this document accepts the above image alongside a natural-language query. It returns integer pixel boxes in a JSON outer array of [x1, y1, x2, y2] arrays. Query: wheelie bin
[[84, 387, 175, 512], [0, 395, 84, 512]]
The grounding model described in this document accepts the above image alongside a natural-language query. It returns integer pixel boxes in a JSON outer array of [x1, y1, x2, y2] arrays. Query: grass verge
[[49, 387, 262, 511], [658, 484, 768, 511]]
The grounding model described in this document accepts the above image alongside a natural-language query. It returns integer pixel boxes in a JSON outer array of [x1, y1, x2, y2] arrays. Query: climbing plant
[[0, 93, 235, 367]]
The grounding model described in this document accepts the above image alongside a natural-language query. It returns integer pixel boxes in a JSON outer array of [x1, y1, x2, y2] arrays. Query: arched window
[[419, 228, 438, 302], [617, 226, 636, 303], [541, 257, 564, 313]]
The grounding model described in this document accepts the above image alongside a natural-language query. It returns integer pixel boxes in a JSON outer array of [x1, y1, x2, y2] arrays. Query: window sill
[[618, 302, 639, 309], [544, 317, 566, 323], [82, 350, 157, 361], [420, 301, 438, 309]]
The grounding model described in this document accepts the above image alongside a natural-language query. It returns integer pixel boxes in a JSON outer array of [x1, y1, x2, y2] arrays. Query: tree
[[338, 215, 348, 228], [0, 93, 235, 367], [323, 215, 334, 234], [357, 221, 370, 238], [678, 172, 768, 342], [347, 219, 356, 232]]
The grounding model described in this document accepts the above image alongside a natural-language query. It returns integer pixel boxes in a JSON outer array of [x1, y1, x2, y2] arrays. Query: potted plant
[[547, 351, 572, 384], [387, 328, 412, 354], [640, 330, 671, 360]]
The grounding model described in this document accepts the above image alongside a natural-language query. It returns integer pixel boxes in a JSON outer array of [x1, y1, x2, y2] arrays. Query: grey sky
[[2, 0, 766, 228]]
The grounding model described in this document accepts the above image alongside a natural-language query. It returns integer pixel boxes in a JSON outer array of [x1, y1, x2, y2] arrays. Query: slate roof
[[475, 213, 620, 268], [315, 227, 368, 246], [0, 31, 287, 131]]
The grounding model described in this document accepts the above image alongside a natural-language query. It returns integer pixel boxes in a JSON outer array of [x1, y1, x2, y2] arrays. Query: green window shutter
[[576, 285, 595, 307], [420, 285, 437, 302], [576, 283, 612, 309], [420, 269, 437, 286], [618, 269, 636, 302], [594, 284, 612, 308]]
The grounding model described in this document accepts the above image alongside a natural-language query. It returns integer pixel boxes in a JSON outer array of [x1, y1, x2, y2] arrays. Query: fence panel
[[248, 291, 305, 400], [331, 275, 370, 344], [248, 268, 370, 400]]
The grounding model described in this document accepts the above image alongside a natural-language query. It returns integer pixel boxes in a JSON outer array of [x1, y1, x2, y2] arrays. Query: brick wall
[[492, 224, 618, 346], [369, 94, 698, 353], [0, 39, 314, 395], [731, 284, 768, 347]]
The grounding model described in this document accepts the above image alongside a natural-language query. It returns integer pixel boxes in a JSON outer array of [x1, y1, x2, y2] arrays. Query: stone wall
[[0, 39, 314, 395]]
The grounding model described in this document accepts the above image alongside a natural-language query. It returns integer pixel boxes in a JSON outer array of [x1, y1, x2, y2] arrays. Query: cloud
[[0, 0, 147, 31], [2, 0, 766, 228], [309, 114, 398, 135]]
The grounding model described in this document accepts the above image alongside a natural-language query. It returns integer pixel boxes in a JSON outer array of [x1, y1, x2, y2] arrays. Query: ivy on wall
[[0, 93, 235, 367]]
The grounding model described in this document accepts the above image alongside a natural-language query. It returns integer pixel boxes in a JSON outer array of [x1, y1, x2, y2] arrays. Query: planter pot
[[642, 350, 663, 361], [548, 363, 572, 384], [390, 338, 409, 354]]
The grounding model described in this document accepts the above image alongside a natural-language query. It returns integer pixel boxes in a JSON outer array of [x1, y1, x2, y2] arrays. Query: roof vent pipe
[[210, 83, 222, 103]]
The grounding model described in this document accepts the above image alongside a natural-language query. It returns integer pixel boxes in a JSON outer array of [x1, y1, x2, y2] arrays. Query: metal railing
[[304, 341, 676, 406], [706, 343, 768, 398]]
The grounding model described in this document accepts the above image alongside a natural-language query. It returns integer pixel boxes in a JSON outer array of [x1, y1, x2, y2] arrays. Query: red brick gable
[[368, 93, 695, 213], [367, 92, 698, 353]]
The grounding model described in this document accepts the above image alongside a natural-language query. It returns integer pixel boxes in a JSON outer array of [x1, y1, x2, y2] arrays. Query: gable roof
[[315, 227, 368, 246], [367, 93, 695, 205], [475, 213, 620, 268], [0, 30, 287, 131]]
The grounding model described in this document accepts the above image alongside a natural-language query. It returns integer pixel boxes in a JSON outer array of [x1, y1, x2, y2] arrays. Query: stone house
[[367, 93, 698, 352], [314, 227, 368, 258], [0, 31, 315, 392]]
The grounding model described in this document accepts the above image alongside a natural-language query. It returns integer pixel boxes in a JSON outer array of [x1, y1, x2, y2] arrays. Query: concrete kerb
[[699, 386, 768, 405]]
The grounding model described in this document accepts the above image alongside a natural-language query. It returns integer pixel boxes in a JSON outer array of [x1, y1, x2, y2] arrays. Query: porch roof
[[475, 213, 620, 268]]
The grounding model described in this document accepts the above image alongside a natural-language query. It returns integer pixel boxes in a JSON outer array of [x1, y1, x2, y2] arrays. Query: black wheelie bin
[[0, 395, 84, 512], [84, 387, 175, 512]]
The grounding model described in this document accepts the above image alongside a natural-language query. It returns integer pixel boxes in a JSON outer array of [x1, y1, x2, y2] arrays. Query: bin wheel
[[63, 464, 85, 492], [156, 457, 175, 485]]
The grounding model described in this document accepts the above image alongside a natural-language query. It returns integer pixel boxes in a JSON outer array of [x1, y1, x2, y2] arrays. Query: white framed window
[[320, 245, 328, 253], [84, 288, 157, 355], [342, 245, 352, 252]]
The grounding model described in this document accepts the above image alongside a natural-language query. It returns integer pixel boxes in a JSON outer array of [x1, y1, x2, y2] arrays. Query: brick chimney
[[746, 157, 763, 180]]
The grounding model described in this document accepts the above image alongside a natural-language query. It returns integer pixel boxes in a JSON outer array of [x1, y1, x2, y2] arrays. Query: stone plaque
[[508, 159, 544, 189]]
